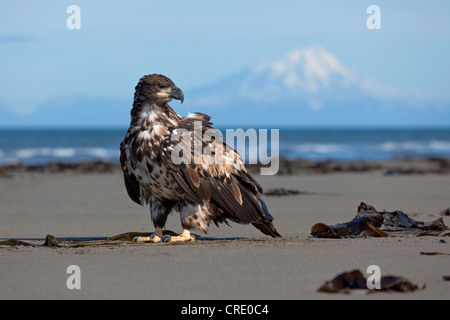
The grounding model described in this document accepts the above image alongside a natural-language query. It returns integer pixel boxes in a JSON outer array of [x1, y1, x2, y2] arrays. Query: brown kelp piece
[[318, 269, 425, 294], [311, 213, 387, 238], [43, 234, 60, 247], [0, 239, 34, 246], [0, 231, 201, 248], [317, 270, 367, 293], [420, 251, 450, 256], [377, 276, 425, 292], [312, 202, 449, 238], [311, 223, 333, 237]]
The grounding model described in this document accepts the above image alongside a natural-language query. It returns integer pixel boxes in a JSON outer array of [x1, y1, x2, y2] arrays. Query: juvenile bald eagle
[[120, 74, 281, 242]]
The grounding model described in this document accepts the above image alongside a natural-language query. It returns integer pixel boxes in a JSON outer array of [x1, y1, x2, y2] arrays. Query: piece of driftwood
[[311, 202, 449, 238]]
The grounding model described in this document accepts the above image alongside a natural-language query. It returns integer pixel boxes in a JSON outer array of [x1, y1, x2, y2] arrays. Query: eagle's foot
[[133, 228, 163, 243], [162, 229, 196, 243], [132, 235, 162, 243], [162, 235, 196, 243]]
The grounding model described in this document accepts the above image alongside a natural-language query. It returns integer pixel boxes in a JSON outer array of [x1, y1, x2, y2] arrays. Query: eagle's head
[[134, 74, 184, 105]]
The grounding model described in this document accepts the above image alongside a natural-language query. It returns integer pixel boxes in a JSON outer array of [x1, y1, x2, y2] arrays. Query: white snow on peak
[[253, 46, 354, 92]]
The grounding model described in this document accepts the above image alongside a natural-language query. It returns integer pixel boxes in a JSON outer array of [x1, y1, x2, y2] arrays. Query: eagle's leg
[[162, 228, 196, 243], [161, 203, 207, 242], [133, 199, 176, 243]]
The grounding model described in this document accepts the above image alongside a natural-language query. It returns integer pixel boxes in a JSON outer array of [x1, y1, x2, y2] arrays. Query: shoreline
[[1, 156, 449, 177]]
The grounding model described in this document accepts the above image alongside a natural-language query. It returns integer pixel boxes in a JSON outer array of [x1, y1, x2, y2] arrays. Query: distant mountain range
[[0, 95, 131, 127], [1, 46, 449, 127]]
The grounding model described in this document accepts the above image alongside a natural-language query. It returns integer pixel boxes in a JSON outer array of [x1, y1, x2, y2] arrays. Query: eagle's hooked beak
[[171, 86, 184, 104]]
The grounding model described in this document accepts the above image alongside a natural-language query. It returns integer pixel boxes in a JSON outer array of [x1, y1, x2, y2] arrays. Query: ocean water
[[0, 127, 449, 165]]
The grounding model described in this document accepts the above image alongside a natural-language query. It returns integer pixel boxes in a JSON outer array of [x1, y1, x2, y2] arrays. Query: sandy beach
[[0, 161, 449, 300]]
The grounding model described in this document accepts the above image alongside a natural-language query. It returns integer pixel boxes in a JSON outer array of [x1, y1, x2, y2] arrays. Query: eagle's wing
[[161, 113, 279, 236], [120, 140, 142, 205]]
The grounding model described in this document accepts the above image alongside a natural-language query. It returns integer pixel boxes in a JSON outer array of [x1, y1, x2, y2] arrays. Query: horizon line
[[1, 124, 450, 131]]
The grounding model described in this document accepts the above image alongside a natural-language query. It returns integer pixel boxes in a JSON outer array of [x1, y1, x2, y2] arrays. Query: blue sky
[[1, 0, 450, 126]]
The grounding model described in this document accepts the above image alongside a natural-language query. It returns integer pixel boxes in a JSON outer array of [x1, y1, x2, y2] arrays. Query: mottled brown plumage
[[120, 74, 281, 241]]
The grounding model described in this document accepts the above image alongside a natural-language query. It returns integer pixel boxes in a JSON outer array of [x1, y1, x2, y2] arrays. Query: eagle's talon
[[150, 234, 162, 243], [133, 236, 151, 243]]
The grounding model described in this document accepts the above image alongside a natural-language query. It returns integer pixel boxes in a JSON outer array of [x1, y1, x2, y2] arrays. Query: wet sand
[[0, 163, 449, 299]]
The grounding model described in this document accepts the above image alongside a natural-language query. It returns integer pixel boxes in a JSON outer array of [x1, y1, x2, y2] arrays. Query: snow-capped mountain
[[184, 46, 449, 126], [241, 46, 355, 102], [188, 46, 376, 107]]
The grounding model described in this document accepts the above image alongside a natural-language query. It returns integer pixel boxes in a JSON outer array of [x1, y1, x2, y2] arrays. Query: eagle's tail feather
[[251, 220, 282, 238], [250, 198, 281, 238]]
